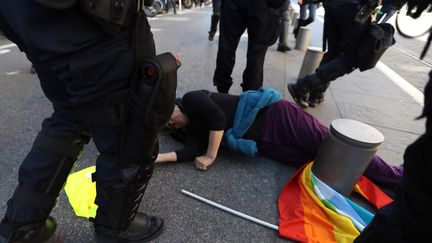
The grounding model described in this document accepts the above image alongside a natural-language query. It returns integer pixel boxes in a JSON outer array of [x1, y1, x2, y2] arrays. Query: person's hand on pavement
[[194, 155, 215, 171]]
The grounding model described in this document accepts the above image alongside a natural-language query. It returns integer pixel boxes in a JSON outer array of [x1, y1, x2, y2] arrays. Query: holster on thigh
[[120, 53, 179, 168]]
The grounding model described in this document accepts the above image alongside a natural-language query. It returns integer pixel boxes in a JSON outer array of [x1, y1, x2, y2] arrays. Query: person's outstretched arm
[[156, 131, 206, 163], [194, 129, 224, 171], [155, 152, 177, 163], [181, 90, 227, 171]]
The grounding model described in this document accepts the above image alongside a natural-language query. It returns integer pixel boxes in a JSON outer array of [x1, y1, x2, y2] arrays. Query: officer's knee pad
[[10, 132, 88, 215]]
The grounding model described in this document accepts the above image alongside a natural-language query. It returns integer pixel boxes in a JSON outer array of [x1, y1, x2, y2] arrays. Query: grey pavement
[[0, 6, 428, 243]]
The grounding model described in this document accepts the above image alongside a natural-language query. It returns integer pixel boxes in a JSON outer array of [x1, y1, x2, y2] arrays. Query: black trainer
[[0, 216, 57, 243], [287, 83, 309, 109]]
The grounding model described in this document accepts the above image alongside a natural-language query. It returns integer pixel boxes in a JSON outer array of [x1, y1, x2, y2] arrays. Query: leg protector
[[121, 53, 178, 167], [93, 164, 163, 242], [0, 132, 88, 242]]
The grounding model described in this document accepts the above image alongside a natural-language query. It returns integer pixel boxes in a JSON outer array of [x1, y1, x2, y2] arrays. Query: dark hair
[[175, 97, 191, 115]]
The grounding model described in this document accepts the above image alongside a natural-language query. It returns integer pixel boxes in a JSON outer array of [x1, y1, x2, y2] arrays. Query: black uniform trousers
[[213, 0, 280, 92], [0, 1, 137, 224], [311, 0, 370, 95]]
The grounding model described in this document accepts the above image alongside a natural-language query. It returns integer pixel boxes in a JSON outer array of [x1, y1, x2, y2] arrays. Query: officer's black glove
[[265, 0, 285, 9]]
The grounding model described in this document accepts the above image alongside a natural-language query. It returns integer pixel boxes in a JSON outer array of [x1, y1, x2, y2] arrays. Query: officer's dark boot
[[293, 19, 305, 39], [287, 74, 322, 109], [308, 83, 329, 107], [93, 165, 163, 242], [0, 217, 57, 243], [303, 17, 314, 26], [277, 16, 291, 52], [208, 14, 220, 41]]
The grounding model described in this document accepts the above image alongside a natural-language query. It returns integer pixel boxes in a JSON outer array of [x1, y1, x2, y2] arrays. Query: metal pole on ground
[[311, 119, 385, 196], [179, 0, 182, 12], [295, 27, 312, 51], [181, 189, 279, 231], [298, 47, 325, 79]]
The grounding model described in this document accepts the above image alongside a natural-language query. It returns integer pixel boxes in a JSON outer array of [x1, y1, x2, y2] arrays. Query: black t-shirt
[[173, 90, 265, 162]]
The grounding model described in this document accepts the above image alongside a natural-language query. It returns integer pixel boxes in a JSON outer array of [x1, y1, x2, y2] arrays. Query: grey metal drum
[[311, 119, 384, 196]]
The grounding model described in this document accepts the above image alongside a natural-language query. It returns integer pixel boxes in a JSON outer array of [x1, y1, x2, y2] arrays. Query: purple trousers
[[258, 100, 403, 188]]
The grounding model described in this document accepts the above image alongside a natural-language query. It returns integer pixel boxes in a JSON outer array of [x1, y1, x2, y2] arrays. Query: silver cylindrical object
[[288, 7, 295, 21], [291, 12, 299, 26], [298, 47, 325, 79], [294, 27, 312, 52], [311, 119, 384, 196]]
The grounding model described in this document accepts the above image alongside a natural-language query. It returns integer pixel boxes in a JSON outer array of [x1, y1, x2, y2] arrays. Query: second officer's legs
[[241, 1, 280, 91], [213, 0, 247, 93]]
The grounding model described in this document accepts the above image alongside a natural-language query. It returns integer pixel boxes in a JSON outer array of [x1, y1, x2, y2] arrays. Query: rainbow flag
[[278, 162, 393, 243]]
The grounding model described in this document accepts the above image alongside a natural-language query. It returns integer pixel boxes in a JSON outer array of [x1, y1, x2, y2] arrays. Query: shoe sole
[[287, 84, 309, 109], [95, 219, 164, 243]]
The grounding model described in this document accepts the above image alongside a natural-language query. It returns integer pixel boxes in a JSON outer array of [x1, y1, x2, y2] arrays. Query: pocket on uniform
[[68, 44, 133, 86]]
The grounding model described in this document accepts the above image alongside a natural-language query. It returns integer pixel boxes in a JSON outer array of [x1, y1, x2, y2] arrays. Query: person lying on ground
[[156, 88, 403, 189]]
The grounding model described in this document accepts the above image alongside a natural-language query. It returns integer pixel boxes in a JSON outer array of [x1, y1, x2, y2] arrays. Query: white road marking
[[376, 61, 424, 106], [0, 43, 16, 50], [0, 49, 11, 55]]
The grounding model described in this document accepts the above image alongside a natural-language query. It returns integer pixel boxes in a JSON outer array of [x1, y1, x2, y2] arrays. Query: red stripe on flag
[[357, 177, 393, 209]]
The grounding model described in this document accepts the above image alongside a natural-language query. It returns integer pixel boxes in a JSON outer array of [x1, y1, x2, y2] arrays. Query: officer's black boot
[[277, 16, 291, 52], [93, 165, 163, 242], [287, 74, 322, 109], [0, 217, 57, 243], [208, 14, 220, 41], [303, 17, 313, 27], [293, 19, 305, 39]]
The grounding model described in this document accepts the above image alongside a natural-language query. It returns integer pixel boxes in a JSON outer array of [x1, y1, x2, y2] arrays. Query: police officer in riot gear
[[0, 0, 177, 242]]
